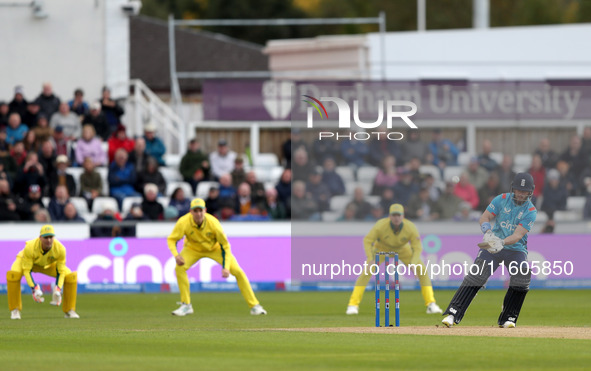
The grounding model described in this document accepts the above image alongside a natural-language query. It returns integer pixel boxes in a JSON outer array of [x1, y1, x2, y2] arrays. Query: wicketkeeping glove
[[32, 284, 44, 303], [50, 286, 62, 306]]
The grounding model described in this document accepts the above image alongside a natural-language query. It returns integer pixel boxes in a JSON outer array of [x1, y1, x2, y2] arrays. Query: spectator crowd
[[2, 82, 591, 233], [0, 83, 293, 234], [286, 127, 591, 225]]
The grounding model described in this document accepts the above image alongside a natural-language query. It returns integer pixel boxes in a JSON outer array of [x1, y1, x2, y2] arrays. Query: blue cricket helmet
[[510, 172, 535, 204], [511, 172, 535, 192]]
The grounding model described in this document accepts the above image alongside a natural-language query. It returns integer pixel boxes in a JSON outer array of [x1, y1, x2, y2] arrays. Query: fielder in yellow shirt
[[346, 204, 442, 315], [167, 198, 267, 316], [7, 225, 79, 319]]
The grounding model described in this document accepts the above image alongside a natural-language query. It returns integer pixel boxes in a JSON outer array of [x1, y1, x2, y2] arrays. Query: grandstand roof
[[130, 16, 269, 94]]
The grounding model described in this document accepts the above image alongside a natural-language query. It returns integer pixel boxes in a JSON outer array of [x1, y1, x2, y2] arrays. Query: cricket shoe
[[11, 309, 21, 320], [500, 321, 516, 328], [442, 314, 455, 327], [64, 310, 80, 319], [250, 304, 267, 315], [426, 302, 443, 314], [172, 303, 193, 316], [346, 305, 359, 315]]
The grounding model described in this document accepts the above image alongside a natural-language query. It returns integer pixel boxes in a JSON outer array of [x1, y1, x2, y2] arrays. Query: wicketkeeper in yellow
[[167, 198, 267, 316], [7, 225, 79, 320], [346, 204, 443, 315]]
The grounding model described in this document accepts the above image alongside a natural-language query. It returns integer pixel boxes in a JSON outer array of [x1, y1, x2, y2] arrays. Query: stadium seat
[[366, 196, 380, 205], [322, 211, 341, 222], [419, 165, 441, 182], [269, 166, 284, 183], [490, 152, 503, 165], [121, 196, 143, 216], [329, 195, 351, 213], [566, 196, 586, 212], [534, 195, 543, 209], [65, 167, 84, 196], [443, 166, 464, 182], [92, 197, 119, 214], [166, 182, 194, 199], [535, 211, 549, 223], [457, 152, 474, 166], [100, 142, 108, 158], [159, 166, 183, 182], [69, 197, 89, 214], [434, 179, 446, 192], [163, 154, 181, 168], [196, 181, 218, 199], [513, 154, 532, 173], [80, 212, 96, 223], [253, 153, 279, 168], [554, 210, 582, 222], [357, 166, 379, 182], [253, 167, 272, 183], [335, 166, 354, 183], [96, 166, 109, 195], [264, 182, 275, 191], [345, 182, 372, 196], [157, 196, 170, 209]]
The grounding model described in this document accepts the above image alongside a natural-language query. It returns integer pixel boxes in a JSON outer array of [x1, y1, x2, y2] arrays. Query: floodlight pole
[[417, 0, 426, 31], [379, 11, 386, 80], [168, 14, 183, 110]]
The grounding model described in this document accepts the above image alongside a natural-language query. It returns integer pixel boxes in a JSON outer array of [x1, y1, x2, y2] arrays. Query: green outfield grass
[[0, 289, 589, 370]]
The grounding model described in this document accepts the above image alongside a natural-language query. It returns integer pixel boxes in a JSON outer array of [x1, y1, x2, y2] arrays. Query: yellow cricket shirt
[[17, 238, 68, 288], [363, 217, 423, 260], [167, 212, 233, 270]]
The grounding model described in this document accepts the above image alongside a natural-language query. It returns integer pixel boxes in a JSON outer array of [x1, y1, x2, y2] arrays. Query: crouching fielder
[[442, 173, 537, 328], [7, 225, 79, 320], [346, 204, 442, 315], [167, 198, 267, 316]]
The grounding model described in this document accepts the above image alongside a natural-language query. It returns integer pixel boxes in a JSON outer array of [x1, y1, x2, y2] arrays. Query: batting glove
[[478, 236, 504, 254], [488, 236, 504, 253], [32, 284, 44, 303], [480, 222, 492, 234], [50, 286, 62, 306]]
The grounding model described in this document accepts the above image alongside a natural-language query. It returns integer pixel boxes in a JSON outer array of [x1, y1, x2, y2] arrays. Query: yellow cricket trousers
[[8, 258, 77, 313], [175, 248, 259, 308]]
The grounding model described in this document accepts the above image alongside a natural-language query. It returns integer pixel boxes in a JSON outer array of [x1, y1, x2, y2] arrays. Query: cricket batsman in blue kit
[[442, 173, 537, 328]]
